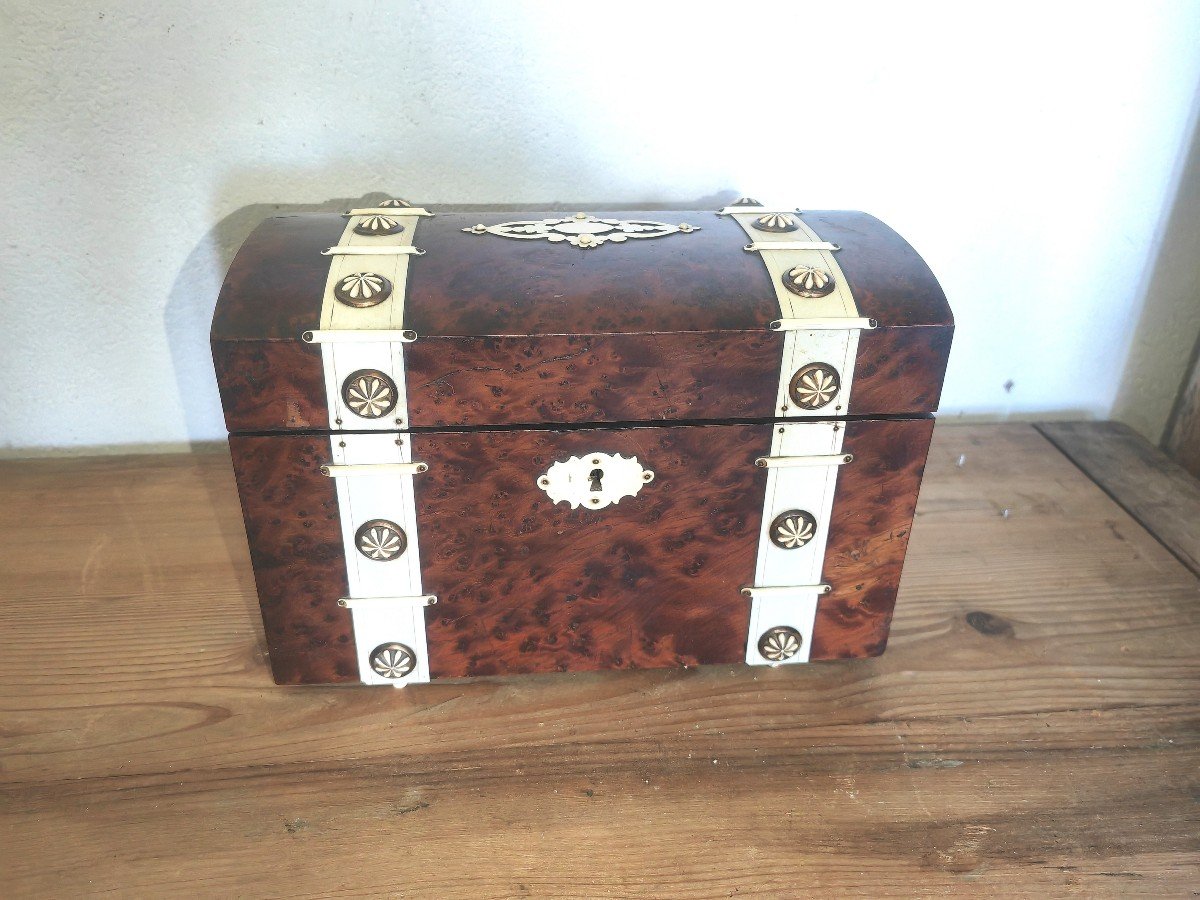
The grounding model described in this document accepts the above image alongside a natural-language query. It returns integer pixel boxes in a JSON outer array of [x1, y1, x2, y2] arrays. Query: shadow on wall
[[161, 187, 743, 452], [1111, 78, 1200, 443]]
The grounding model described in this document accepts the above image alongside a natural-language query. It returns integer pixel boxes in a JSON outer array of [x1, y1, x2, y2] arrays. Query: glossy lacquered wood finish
[[211, 209, 952, 430], [227, 419, 933, 683], [814, 417, 935, 658], [415, 425, 763, 677], [404, 331, 779, 427], [228, 434, 356, 684]]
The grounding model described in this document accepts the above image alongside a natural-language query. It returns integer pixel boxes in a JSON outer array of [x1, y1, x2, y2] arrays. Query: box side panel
[[228, 434, 357, 683], [225, 418, 932, 684], [211, 214, 343, 341], [414, 424, 769, 678], [405, 331, 779, 427], [811, 417, 936, 659], [850, 324, 954, 415], [214, 339, 329, 433], [404, 211, 778, 337]]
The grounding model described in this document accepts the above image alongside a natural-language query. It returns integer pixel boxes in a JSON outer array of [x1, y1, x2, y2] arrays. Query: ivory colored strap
[[754, 453, 854, 469], [740, 584, 832, 598], [769, 317, 875, 332], [322, 245, 426, 256], [320, 461, 429, 477], [338, 595, 438, 608], [345, 207, 435, 216], [303, 329, 418, 343], [744, 240, 839, 252], [313, 208, 432, 686]]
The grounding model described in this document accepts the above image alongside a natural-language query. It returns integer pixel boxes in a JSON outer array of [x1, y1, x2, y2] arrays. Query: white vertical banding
[[317, 212, 423, 431], [745, 421, 846, 665], [727, 211, 864, 419], [730, 207, 865, 665], [327, 432, 431, 686], [314, 207, 431, 686]]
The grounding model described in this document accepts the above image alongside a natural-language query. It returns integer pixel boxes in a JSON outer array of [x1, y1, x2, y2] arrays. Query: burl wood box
[[211, 199, 952, 686]]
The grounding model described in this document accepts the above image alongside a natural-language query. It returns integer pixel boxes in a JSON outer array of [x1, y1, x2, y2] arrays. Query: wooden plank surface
[[0, 424, 1197, 897], [1038, 420, 1200, 577]]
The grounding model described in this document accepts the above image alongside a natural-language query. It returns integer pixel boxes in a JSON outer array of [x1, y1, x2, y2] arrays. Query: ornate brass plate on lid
[[464, 213, 699, 249]]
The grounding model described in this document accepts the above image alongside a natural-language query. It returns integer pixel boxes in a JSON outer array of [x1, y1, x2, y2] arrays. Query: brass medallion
[[752, 212, 801, 233], [355, 519, 407, 561], [333, 272, 393, 307], [788, 363, 841, 410], [341, 369, 398, 419], [782, 265, 836, 298], [353, 214, 405, 236], [758, 626, 803, 662], [369, 642, 417, 678], [769, 510, 817, 549]]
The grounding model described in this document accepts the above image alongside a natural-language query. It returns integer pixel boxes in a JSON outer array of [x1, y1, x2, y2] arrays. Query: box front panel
[[229, 417, 933, 685]]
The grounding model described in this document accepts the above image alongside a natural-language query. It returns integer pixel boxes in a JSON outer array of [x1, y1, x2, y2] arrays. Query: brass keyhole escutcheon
[[537, 452, 654, 510]]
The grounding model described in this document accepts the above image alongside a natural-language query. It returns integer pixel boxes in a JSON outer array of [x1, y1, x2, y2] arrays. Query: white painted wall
[[2, 0, 1200, 453]]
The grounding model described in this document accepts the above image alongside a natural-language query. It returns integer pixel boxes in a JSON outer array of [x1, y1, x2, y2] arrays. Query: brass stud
[[752, 212, 800, 233], [758, 626, 803, 662], [781, 265, 836, 299], [333, 272, 392, 307], [341, 369, 398, 419], [355, 519, 407, 561], [369, 642, 416, 678], [353, 215, 404, 236], [788, 363, 841, 410], [769, 510, 817, 550]]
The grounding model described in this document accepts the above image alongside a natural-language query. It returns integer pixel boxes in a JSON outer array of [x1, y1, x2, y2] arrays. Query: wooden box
[[211, 200, 953, 685]]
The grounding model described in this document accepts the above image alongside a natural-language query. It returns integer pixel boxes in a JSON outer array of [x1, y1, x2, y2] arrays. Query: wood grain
[[211, 210, 953, 430], [228, 419, 932, 681], [1038, 420, 1200, 577], [1, 425, 1197, 896]]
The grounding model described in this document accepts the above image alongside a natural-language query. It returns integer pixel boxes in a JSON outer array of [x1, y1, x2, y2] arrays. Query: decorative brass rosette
[[789, 363, 841, 410], [752, 212, 800, 233], [341, 369, 398, 419], [758, 626, 803, 662], [782, 265, 836, 298], [353, 214, 405, 236], [333, 272, 393, 307]]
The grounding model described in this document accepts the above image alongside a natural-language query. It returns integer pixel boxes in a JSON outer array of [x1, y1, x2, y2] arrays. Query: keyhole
[[588, 468, 604, 492]]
